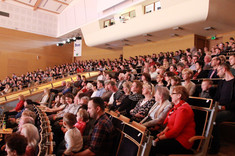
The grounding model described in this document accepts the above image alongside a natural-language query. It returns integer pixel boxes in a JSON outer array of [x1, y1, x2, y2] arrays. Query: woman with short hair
[[141, 86, 172, 130], [152, 86, 195, 155]]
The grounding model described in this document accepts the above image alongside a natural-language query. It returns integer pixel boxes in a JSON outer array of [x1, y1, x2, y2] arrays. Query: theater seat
[[170, 97, 218, 156]]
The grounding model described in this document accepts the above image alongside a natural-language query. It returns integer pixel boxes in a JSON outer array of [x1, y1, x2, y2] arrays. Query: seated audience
[[208, 56, 221, 78], [20, 124, 40, 156], [169, 76, 182, 94], [107, 81, 124, 107], [182, 68, 196, 96], [17, 116, 35, 132], [203, 55, 212, 70], [95, 80, 106, 97], [97, 70, 105, 81], [72, 74, 83, 95], [90, 82, 98, 98], [101, 80, 113, 103], [176, 62, 185, 79], [169, 64, 178, 75], [130, 83, 155, 122], [193, 61, 208, 79], [45, 94, 67, 113], [62, 82, 72, 95], [116, 73, 125, 90], [77, 82, 93, 97], [74, 97, 114, 156], [115, 81, 132, 111], [4, 94, 25, 118], [5, 133, 28, 156], [149, 65, 158, 81], [151, 86, 195, 155], [199, 79, 214, 98], [75, 108, 89, 135], [164, 72, 175, 89], [118, 80, 144, 117], [39, 88, 50, 105], [209, 63, 235, 154], [51, 93, 79, 121], [229, 54, 235, 76], [58, 113, 83, 156], [141, 86, 172, 130], [0, 84, 12, 95]]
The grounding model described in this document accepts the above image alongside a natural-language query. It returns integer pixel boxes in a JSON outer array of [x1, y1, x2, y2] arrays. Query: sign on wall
[[74, 40, 82, 57]]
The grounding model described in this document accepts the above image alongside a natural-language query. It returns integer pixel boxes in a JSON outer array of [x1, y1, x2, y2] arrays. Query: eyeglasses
[[171, 92, 178, 95]]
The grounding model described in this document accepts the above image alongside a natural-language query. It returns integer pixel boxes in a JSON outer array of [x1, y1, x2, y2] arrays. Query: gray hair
[[81, 96, 89, 104]]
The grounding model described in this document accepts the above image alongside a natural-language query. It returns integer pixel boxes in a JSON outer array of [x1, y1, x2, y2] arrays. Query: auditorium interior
[[0, 0, 235, 155]]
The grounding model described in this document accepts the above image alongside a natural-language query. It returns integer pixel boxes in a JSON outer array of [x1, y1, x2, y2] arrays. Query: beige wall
[[0, 27, 73, 80], [216, 30, 235, 43], [123, 34, 195, 59], [75, 40, 123, 61]]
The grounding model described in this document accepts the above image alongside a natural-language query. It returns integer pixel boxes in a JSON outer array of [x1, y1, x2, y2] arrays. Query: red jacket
[[164, 100, 195, 149], [15, 100, 24, 112]]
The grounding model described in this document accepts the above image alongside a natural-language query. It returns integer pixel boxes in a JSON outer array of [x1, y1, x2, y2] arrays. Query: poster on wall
[[74, 40, 82, 57]]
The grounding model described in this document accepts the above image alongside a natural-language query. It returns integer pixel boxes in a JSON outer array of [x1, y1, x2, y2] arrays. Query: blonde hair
[[182, 68, 193, 77], [122, 81, 132, 93], [143, 83, 155, 96], [77, 108, 89, 122], [21, 124, 39, 148]]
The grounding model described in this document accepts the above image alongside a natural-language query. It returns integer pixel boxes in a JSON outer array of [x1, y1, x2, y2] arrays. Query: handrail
[[0, 71, 99, 105]]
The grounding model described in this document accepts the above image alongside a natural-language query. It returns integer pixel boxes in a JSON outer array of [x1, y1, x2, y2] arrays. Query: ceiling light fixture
[[204, 27, 214, 31], [171, 34, 179, 37], [173, 26, 183, 30]]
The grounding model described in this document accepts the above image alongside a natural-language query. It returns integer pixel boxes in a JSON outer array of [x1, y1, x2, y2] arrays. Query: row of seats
[[105, 96, 218, 156], [33, 105, 55, 156], [105, 109, 153, 156]]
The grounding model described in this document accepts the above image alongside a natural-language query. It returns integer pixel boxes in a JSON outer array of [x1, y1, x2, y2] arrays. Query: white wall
[[81, 0, 209, 46], [57, 0, 144, 37], [0, 1, 57, 37]]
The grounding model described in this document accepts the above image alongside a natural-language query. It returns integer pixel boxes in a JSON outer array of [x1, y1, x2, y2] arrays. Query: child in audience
[[74, 108, 89, 135], [61, 113, 83, 156], [200, 79, 213, 98]]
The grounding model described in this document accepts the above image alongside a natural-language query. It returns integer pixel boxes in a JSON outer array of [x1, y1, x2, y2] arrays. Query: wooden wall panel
[[0, 27, 73, 80], [123, 34, 195, 59], [74, 40, 123, 61]]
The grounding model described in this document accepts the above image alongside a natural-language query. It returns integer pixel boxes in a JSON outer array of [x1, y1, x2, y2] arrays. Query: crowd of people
[[1, 37, 235, 155]]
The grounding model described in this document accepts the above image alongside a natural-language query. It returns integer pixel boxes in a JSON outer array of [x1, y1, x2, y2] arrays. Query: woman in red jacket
[[152, 86, 195, 155]]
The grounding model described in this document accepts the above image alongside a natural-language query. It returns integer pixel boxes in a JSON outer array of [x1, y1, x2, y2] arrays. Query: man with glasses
[[209, 63, 235, 154]]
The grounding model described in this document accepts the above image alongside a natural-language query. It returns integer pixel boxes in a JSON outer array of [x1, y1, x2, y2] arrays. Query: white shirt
[[64, 127, 83, 155], [108, 92, 115, 105]]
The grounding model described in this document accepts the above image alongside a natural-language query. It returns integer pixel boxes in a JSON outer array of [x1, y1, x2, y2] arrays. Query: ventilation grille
[[0, 11, 9, 17]]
